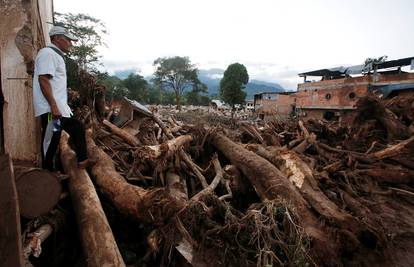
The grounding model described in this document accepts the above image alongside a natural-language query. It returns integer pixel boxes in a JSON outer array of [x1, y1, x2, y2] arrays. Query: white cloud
[[55, 0, 414, 88]]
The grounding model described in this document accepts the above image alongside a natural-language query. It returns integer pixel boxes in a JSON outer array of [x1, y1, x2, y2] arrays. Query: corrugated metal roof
[[123, 97, 153, 117], [299, 56, 414, 77]]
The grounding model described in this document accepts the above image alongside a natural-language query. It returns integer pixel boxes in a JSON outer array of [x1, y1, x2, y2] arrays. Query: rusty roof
[[299, 56, 414, 77]]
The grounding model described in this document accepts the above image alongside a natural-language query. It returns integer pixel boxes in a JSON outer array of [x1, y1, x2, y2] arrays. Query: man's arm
[[38, 74, 62, 119]]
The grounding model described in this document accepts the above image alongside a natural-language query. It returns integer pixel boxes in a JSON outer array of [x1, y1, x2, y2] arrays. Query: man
[[33, 26, 90, 170]]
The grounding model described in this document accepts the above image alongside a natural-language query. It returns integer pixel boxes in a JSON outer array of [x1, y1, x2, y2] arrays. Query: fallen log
[[140, 134, 193, 160], [246, 145, 359, 230], [150, 113, 209, 188], [209, 132, 340, 265], [14, 168, 62, 219], [60, 132, 125, 267], [102, 119, 139, 146], [355, 96, 410, 140], [357, 165, 414, 184], [370, 135, 414, 159], [85, 131, 185, 224]]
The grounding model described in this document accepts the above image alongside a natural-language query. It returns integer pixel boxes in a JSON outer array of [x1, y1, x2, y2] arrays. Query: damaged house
[[254, 56, 414, 121]]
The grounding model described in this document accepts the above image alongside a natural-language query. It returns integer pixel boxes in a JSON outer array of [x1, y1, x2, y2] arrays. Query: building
[[245, 99, 254, 111], [253, 91, 295, 119], [0, 0, 53, 162], [254, 57, 414, 121], [210, 99, 230, 110]]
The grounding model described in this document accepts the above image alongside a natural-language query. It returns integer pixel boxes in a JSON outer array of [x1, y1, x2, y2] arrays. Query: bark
[[192, 156, 224, 201], [150, 113, 209, 188], [60, 133, 125, 267], [166, 171, 188, 203], [240, 123, 264, 143], [23, 224, 53, 260], [180, 150, 209, 188], [209, 132, 339, 265], [85, 131, 185, 225], [102, 119, 139, 146], [370, 135, 414, 159], [122, 119, 142, 136], [249, 145, 358, 230], [358, 166, 414, 184], [143, 135, 193, 160], [355, 96, 409, 140], [223, 165, 244, 196]]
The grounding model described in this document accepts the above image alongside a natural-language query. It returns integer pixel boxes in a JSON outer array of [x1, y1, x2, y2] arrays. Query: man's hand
[[50, 103, 62, 119]]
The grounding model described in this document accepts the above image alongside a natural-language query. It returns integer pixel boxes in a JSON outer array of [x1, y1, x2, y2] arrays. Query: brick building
[[254, 57, 414, 121]]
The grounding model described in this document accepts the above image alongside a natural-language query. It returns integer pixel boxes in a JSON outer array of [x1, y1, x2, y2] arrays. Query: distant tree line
[[98, 71, 211, 106], [55, 12, 248, 108]]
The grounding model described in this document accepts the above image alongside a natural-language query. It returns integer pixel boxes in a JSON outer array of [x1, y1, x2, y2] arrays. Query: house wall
[[0, 0, 53, 162], [254, 72, 414, 121], [296, 75, 370, 108], [255, 93, 295, 116]]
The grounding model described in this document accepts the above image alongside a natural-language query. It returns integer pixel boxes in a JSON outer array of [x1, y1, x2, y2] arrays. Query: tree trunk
[[209, 133, 339, 266], [248, 145, 358, 230], [85, 131, 185, 225], [370, 135, 414, 159], [355, 96, 409, 140], [358, 165, 414, 184], [60, 132, 125, 267], [102, 119, 139, 146], [143, 135, 193, 160], [175, 93, 181, 111]]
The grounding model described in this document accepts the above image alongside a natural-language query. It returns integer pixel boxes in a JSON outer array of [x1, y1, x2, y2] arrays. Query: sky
[[54, 0, 414, 90]]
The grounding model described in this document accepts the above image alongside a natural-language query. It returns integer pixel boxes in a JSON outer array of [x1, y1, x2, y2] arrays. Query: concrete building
[[245, 99, 254, 111]]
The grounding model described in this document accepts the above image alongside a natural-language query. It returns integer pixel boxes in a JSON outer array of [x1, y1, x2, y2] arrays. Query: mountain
[[113, 68, 139, 80], [197, 69, 285, 99], [113, 68, 285, 99]]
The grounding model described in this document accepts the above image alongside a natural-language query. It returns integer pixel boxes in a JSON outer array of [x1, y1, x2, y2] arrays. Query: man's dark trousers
[[40, 113, 87, 171]]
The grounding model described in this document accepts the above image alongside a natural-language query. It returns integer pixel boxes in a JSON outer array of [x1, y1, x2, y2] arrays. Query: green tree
[[98, 73, 125, 101], [54, 12, 107, 71], [219, 63, 249, 116], [122, 73, 149, 103], [153, 56, 204, 109], [185, 81, 210, 105]]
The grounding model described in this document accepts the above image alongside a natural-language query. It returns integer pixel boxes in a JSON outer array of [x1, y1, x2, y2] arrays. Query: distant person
[[33, 26, 91, 171]]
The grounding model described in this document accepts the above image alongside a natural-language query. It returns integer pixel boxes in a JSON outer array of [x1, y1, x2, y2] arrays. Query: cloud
[[101, 59, 154, 76]]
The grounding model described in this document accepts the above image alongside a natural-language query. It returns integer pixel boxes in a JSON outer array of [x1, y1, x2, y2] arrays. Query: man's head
[[49, 26, 78, 53]]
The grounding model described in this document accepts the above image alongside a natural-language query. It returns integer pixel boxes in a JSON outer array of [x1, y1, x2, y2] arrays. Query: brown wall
[[256, 94, 295, 115], [0, 0, 53, 162], [254, 72, 414, 121]]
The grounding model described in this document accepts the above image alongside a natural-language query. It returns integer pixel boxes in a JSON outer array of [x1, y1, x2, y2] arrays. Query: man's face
[[53, 35, 73, 53]]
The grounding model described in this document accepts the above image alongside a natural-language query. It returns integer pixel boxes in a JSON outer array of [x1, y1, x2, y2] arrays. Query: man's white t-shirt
[[33, 43, 73, 118]]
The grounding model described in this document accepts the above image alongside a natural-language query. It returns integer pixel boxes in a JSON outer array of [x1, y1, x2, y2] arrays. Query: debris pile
[[30, 85, 414, 266]]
